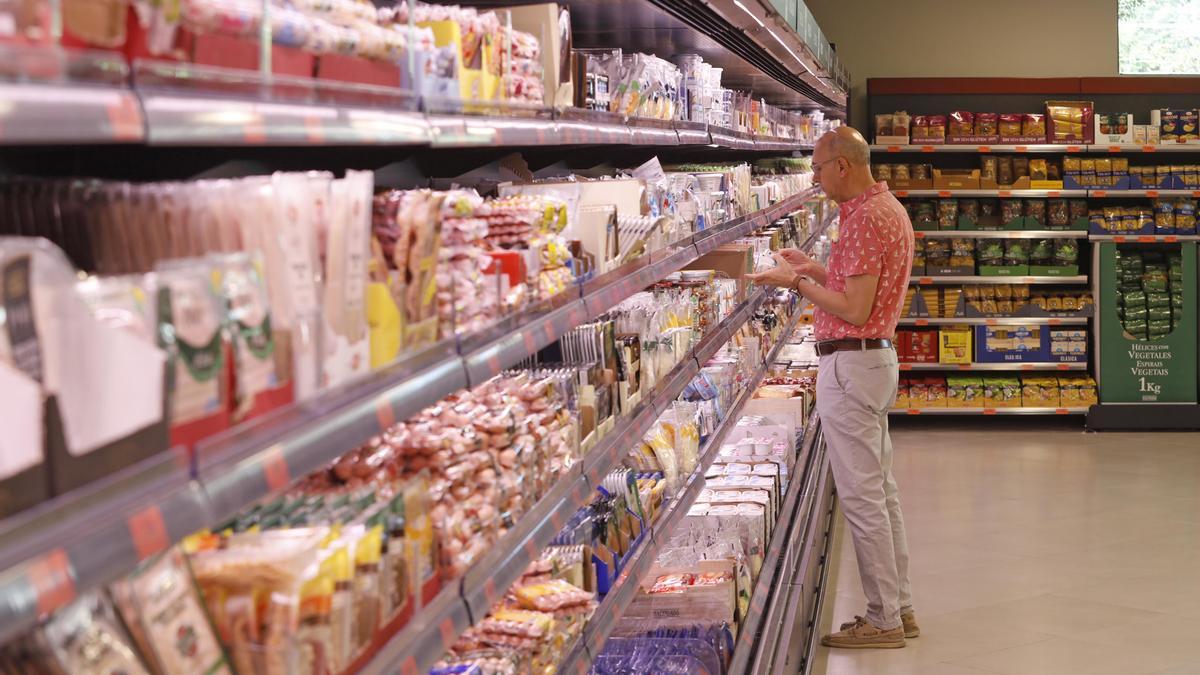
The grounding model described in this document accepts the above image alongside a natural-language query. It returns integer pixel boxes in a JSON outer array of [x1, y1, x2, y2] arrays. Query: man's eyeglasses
[[812, 156, 844, 173]]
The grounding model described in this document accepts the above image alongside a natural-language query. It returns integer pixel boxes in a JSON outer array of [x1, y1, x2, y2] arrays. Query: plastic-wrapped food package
[[110, 549, 233, 675], [156, 258, 227, 427], [214, 253, 279, 420], [36, 591, 152, 675]]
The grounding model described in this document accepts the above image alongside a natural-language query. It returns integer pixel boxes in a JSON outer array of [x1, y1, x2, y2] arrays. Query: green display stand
[[1098, 241, 1198, 403]]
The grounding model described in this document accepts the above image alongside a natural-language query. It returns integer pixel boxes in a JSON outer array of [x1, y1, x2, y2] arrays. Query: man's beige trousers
[[816, 347, 913, 630]]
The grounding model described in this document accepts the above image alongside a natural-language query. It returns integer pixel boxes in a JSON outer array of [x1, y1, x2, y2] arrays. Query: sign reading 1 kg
[[1138, 377, 1163, 397]]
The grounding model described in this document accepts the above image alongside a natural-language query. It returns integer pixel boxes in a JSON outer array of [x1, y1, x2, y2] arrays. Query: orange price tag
[[1167, 236, 1179, 243], [1193, 191, 1200, 199], [1146, 190, 1160, 198], [523, 330, 538, 353], [887, 146, 901, 153], [998, 190, 1013, 198], [896, 190, 910, 197], [1047, 191, 1061, 197], [1108, 145, 1121, 153], [899, 364, 913, 371], [1094, 190, 1108, 197], [914, 231, 925, 238], [918, 277, 933, 285], [957, 364, 971, 370], [1056, 408, 1070, 414], [915, 319, 929, 326], [1142, 145, 1157, 153], [244, 113, 267, 144], [1114, 236, 1127, 243], [920, 145, 935, 153], [127, 505, 170, 561], [1021, 364, 1035, 370], [1067, 145, 1082, 153], [983, 408, 997, 415], [524, 538, 539, 560], [1049, 318, 1062, 326], [978, 146, 991, 153], [986, 319, 998, 326], [376, 397, 396, 431], [262, 444, 290, 492], [27, 549, 75, 616], [937, 191, 952, 198], [304, 115, 325, 144], [439, 618, 456, 648], [484, 578, 497, 605], [1014, 145, 1028, 152], [1057, 363, 1071, 370], [1137, 236, 1155, 243], [105, 96, 143, 141], [906, 409, 921, 415]]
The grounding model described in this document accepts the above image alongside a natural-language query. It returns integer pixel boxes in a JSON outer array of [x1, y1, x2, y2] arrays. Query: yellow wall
[[805, 0, 1119, 130]]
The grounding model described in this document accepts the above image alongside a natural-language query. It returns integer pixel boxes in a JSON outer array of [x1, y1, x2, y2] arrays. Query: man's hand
[[778, 248, 827, 284], [746, 252, 800, 288]]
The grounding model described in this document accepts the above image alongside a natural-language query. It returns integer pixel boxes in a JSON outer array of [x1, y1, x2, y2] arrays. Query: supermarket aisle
[[811, 420, 1200, 675]]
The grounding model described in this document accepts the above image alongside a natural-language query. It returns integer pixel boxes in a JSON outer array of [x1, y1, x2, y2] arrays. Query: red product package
[[975, 112, 999, 137], [999, 113, 1024, 139], [949, 111, 975, 138], [926, 115, 947, 141], [912, 115, 929, 140], [910, 330, 939, 363]]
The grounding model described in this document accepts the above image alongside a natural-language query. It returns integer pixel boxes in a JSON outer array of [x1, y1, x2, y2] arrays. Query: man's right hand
[[778, 248, 827, 284]]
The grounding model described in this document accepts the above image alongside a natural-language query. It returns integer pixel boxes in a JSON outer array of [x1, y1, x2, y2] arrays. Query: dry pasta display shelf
[[916, 230, 1088, 239], [898, 317, 1088, 326], [898, 362, 1088, 372], [910, 276, 1089, 285], [892, 407, 1088, 416]]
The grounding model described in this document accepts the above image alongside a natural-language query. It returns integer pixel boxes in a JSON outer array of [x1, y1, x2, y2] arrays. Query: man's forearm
[[796, 278, 866, 326]]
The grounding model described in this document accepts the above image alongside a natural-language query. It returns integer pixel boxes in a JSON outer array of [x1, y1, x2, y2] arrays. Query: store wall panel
[[806, 0, 1118, 129]]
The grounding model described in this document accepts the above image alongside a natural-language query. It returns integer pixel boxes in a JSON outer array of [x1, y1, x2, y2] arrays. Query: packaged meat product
[[155, 259, 227, 427], [214, 252, 279, 421]]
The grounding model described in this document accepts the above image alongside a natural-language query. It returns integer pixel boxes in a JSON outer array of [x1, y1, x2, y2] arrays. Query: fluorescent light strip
[[768, 28, 816, 77], [733, 0, 765, 27]]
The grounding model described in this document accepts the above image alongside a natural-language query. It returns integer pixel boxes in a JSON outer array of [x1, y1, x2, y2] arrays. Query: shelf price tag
[[1049, 318, 1062, 326], [899, 364, 913, 371], [1021, 364, 1035, 371], [983, 408, 997, 415], [985, 319, 998, 326], [1167, 236, 1179, 243], [1143, 145, 1157, 153], [127, 505, 170, 561], [1014, 146, 1028, 152], [1047, 191, 1061, 197], [262, 444, 291, 492], [439, 618, 457, 649], [28, 548, 75, 615], [376, 396, 396, 431], [920, 145, 935, 153], [1146, 190, 1160, 198], [1094, 190, 1108, 197], [937, 191, 952, 198], [1194, 191, 1200, 199], [304, 115, 325, 144], [915, 319, 929, 326], [244, 112, 267, 144], [1055, 408, 1070, 414], [483, 578, 497, 606], [913, 231, 925, 239], [1056, 363, 1071, 370], [1114, 236, 1127, 243], [918, 277, 933, 285], [906, 409, 921, 415], [978, 146, 991, 153], [895, 190, 909, 197], [1067, 146, 1082, 153], [886, 146, 901, 152], [1137, 235, 1156, 243], [1108, 145, 1121, 153], [957, 364, 971, 370], [105, 96, 143, 141], [998, 190, 1013, 198]]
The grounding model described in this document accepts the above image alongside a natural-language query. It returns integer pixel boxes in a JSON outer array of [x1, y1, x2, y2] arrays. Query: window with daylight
[[1118, 0, 1200, 74]]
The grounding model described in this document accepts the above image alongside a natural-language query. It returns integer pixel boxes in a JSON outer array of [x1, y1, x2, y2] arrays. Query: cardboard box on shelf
[[933, 169, 981, 190], [1151, 109, 1200, 144], [1095, 113, 1134, 145], [686, 244, 754, 301], [504, 3, 575, 108], [939, 327, 973, 364]]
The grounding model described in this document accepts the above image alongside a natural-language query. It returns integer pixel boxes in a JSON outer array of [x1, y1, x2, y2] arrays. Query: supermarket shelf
[[358, 290, 773, 675], [916, 230, 1088, 239], [728, 412, 821, 672], [558, 306, 805, 674], [873, 144, 1200, 154], [0, 190, 820, 647], [910, 276, 1089, 285], [0, 59, 819, 151], [898, 317, 1090, 326], [894, 189, 1087, 198], [899, 362, 1088, 372], [891, 407, 1089, 415], [1086, 189, 1200, 198], [1089, 234, 1200, 243], [1085, 144, 1200, 154], [872, 144, 1083, 154]]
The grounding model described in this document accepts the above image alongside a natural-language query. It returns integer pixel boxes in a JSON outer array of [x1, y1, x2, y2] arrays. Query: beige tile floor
[[810, 419, 1200, 675]]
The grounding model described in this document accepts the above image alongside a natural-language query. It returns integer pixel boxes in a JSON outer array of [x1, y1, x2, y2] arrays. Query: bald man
[[748, 127, 917, 649]]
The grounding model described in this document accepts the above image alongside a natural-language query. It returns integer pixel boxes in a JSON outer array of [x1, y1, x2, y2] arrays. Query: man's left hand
[[746, 252, 800, 288]]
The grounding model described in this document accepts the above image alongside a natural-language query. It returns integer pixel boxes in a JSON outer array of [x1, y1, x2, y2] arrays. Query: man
[[747, 126, 917, 649]]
